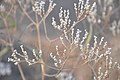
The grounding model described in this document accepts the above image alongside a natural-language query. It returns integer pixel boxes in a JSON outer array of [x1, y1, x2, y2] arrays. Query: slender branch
[[5, 4, 14, 19], [49, 19, 84, 43], [35, 13, 41, 49], [35, 13, 45, 80], [17, 1, 36, 24], [43, 17, 51, 42]]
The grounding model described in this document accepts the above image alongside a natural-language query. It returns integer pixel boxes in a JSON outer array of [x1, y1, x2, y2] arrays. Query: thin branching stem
[[35, 13, 45, 80], [17, 1, 36, 25]]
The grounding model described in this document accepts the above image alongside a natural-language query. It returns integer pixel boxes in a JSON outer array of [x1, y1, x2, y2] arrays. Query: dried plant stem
[[3, 18, 12, 45], [35, 14, 41, 49], [18, 1, 35, 24], [35, 13, 45, 80], [41, 59, 45, 80], [49, 19, 84, 42], [3, 18, 26, 80], [88, 63, 97, 80], [5, 4, 13, 19], [43, 17, 51, 42], [17, 64, 26, 80]]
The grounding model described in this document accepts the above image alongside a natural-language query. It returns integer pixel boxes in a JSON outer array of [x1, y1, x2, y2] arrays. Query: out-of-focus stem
[[3, 18, 26, 80]]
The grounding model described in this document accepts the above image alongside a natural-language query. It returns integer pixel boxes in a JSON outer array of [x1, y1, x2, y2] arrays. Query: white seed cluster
[[51, 0, 97, 49], [74, 0, 96, 21], [52, 7, 73, 32], [79, 35, 110, 63], [73, 29, 81, 45], [96, 66, 108, 80], [94, 49, 120, 80], [32, 1, 45, 16], [8, 45, 42, 65], [79, 29, 89, 56], [58, 28, 114, 68], [52, 13, 85, 48], [59, 28, 85, 49], [32, 0, 56, 18], [54, 27, 118, 80], [50, 46, 66, 67], [52, 0, 96, 42], [96, 58, 120, 80]]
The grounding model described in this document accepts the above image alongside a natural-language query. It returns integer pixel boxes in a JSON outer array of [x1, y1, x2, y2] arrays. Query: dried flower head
[[32, 0, 56, 18], [74, 0, 96, 21], [8, 45, 42, 66]]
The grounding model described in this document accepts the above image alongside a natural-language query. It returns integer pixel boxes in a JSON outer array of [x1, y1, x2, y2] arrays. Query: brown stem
[[43, 17, 51, 42], [35, 14, 41, 49], [41, 59, 45, 80], [35, 13, 45, 80]]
